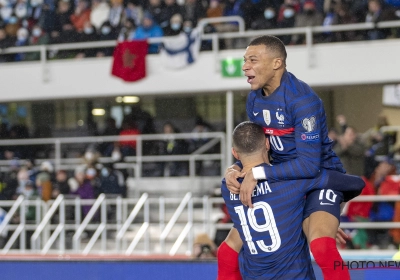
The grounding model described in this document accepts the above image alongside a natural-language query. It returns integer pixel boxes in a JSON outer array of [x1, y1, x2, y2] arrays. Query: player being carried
[[221, 121, 363, 279], [217, 35, 365, 280]]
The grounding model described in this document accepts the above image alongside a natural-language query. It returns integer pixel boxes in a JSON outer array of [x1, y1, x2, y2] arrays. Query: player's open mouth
[[247, 76, 255, 83]]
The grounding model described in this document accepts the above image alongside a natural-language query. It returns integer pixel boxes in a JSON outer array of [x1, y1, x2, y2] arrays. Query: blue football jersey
[[246, 71, 345, 181], [221, 165, 330, 279]]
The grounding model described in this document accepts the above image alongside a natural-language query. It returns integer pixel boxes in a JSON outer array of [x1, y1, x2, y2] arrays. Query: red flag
[[111, 40, 148, 82]]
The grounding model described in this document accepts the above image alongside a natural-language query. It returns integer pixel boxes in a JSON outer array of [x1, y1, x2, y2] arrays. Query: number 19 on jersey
[[234, 201, 282, 255]]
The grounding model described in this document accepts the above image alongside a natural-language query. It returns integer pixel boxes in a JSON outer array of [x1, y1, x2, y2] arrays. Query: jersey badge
[[302, 116, 316, 132], [275, 112, 284, 125], [263, 110, 271, 125]]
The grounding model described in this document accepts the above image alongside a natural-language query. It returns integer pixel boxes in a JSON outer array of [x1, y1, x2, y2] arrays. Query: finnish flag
[[161, 28, 201, 69]]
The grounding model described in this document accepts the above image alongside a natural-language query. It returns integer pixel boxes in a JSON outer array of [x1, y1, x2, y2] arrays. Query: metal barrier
[[0, 132, 226, 177], [1, 194, 400, 256]]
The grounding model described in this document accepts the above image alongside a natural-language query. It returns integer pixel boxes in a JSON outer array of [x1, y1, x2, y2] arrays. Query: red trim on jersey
[[263, 127, 295, 136]]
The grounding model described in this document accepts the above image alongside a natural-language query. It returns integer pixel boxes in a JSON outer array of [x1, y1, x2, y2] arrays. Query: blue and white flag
[[161, 28, 201, 69]]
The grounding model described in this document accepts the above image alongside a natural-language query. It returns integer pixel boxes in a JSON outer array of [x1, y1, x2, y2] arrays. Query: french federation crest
[[276, 112, 284, 125], [263, 110, 271, 125], [302, 116, 316, 132]]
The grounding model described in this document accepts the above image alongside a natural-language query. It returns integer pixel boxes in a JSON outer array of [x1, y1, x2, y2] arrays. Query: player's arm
[[240, 94, 323, 207]]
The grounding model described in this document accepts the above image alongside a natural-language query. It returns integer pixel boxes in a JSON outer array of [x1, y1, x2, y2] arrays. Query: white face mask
[[30, 0, 44, 7], [101, 26, 111, 35], [183, 26, 192, 33], [283, 8, 295, 18], [32, 28, 42, 37], [23, 189, 34, 197], [84, 27, 94, 34], [171, 23, 181, 31], [264, 9, 275, 20]]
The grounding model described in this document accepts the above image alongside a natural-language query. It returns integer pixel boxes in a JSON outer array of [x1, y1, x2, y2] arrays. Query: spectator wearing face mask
[[25, 25, 49, 61], [250, 5, 279, 30], [70, 0, 91, 32], [97, 21, 118, 57], [14, 27, 29, 61], [76, 21, 99, 58], [276, 0, 299, 44], [163, 13, 183, 36], [291, 0, 324, 44]]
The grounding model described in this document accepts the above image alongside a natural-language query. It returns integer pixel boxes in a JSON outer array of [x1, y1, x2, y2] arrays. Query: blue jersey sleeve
[[263, 93, 323, 180]]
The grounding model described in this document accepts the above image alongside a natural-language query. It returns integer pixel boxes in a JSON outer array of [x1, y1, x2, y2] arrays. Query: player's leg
[[217, 227, 243, 280], [303, 189, 350, 280]]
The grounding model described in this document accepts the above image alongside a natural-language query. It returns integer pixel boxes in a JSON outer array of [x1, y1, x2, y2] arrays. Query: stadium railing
[[0, 131, 226, 178], [1, 194, 400, 258]]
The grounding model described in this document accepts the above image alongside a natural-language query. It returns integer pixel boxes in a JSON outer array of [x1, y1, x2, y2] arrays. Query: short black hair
[[248, 35, 287, 66], [232, 121, 265, 155]]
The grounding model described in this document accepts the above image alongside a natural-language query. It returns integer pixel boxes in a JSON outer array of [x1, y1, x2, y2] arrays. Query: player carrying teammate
[[218, 35, 365, 280]]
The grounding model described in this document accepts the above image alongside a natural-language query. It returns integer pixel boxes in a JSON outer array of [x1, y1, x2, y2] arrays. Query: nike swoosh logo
[[253, 112, 259, 116], [320, 202, 334, 205]]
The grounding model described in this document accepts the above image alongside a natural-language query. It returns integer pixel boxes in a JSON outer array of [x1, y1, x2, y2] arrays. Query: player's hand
[[240, 170, 258, 208], [336, 227, 349, 245], [225, 167, 245, 194]]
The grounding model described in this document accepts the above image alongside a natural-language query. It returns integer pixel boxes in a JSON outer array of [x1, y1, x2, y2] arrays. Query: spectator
[[365, 0, 391, 40], [40, 2, 58, 33], [108, 0, 123, 28], [52, 169, 70, 198], [192, 233, 217, 259], [182, 0, 206, 27], [241, 0, 269, 30], [25, 25, 50, 61], [76, 21, 99, 58], [369, 159, 398, 248], [123, 1, 143, 27], [334, 2, 360, 42], [0, 159, 20, 201], [276, 0, 299, 44], [133, 11, 164, 54], [291, 0, 324, 44], [146, 0, 165, 26], [98, 163, 124, 196], [163, 13, 183, 36], [159, 0, 183, 30], [69, 166, 95, 218], [70, 0, 91, 32], [90, 0, 110, 32], [96, 21, 118, 57], [35, 161, 54, 201], [341, 175, 375, 249], [14, 27, 29, 62], [158, 122, 189, 177], [14, 0, 29, 21], [118, 118, 140, 157], [118, 17, 137, 41], [250, 5, 279, 30], [0, 26, 15, 62], [334, 126, 366, 176]]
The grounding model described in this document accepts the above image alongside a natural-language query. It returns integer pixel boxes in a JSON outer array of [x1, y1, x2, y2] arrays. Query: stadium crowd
[[0, 0, 400, 61]]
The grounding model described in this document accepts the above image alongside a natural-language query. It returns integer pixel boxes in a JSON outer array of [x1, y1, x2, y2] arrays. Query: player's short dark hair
[[248, 35, 287, 66], [232, 121, 265, 155]]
